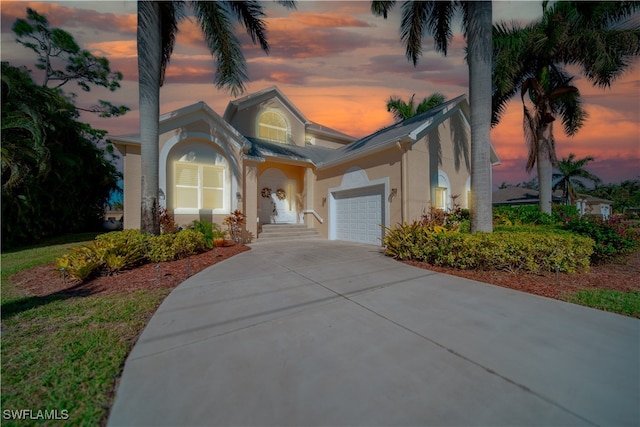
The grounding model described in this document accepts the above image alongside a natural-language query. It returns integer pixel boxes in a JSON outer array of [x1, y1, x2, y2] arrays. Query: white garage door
[[333, 186, 384, 245]]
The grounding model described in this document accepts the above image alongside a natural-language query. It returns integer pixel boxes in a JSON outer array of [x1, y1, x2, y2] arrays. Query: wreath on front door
[[261, 187, 272, 198], [275, 188, 286, 200]]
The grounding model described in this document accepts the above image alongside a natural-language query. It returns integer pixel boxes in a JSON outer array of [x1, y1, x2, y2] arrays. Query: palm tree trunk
[[467, 1, 493, 233], [137, 1, 161, 235], [537, 129, 553, 214]]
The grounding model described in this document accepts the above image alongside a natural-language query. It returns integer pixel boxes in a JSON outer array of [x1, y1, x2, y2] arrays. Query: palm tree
[[386, 93, 446, 122], [553, 154, 601, 205], [492, 1, 640, 214], [137, 1, 295, 235], [372, 1, 494, 233]]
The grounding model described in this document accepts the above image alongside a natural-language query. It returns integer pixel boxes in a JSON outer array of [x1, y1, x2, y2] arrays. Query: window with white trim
[[175, 163, 224, 210], [259, 111, 288, 143], [435, 187, 448, 210]]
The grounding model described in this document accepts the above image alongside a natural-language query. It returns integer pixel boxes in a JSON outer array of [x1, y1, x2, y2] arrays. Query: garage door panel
[[333, 186, 384, 245]]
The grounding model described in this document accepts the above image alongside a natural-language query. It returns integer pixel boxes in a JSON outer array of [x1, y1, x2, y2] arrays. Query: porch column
[[243, 161, 259, 241], [304, 167, 315, 226]]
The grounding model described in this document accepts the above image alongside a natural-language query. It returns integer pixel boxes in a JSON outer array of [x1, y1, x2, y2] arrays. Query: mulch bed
[[10, 243, 639, 303], [406, 249, 640, 300], [11, 244, 250, 298]]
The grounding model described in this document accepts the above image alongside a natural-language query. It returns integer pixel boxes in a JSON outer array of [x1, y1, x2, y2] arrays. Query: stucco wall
[[229, 99, 306, 146], [313, 148, 403, 239]]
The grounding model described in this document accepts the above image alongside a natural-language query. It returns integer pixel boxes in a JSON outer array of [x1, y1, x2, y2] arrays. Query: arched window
[[258, 110, 288, 143], [434, 170, 451, 211]]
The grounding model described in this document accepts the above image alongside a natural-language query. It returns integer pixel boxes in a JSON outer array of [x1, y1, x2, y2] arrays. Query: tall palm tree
[[137, 1, 295, 235], [492, 1, 640, 214], [372, 1, 494, 233], [386, 93, 446, 122], [553, 153, 601, 205]]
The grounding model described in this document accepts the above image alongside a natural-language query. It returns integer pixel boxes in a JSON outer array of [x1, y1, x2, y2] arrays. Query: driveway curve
[[108, 240, 639, 426]]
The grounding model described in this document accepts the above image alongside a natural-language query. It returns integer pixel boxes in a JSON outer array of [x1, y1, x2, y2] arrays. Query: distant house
[[492, 186, 612, 218], [111, 86, 500, 244]]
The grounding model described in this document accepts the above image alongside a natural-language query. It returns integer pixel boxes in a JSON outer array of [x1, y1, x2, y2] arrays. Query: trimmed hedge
[[383, 222, 593, 273], [56, 229, 208, 281]]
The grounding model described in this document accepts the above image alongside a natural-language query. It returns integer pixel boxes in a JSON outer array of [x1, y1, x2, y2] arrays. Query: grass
[[569, 290, 640, 318], [1, 233, 170, 426]]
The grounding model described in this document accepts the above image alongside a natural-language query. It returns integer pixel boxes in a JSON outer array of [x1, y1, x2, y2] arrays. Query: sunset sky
[[2, 1, 638, 187]]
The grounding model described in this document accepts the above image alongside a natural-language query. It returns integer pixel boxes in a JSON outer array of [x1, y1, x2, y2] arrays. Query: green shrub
[[562, 215, 640, 263], [56, 247, 102, 281], [147, 233, 177, 263], [383, 222, 593, 273], [552, 204, 579, 223], [55, 229, 209, 282], [147, 229, 207, 262], [94, 230, 148, 273], [56, 230, 148, 279], [172, 229, 207, 258], [493, 206, 555, 226], [191, 219, 223, 248]]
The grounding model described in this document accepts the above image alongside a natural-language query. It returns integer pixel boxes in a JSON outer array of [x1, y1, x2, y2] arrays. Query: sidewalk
[[108, 240, 639, 426]]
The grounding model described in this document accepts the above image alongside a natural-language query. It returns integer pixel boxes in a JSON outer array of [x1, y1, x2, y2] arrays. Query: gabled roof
[[245, 95, 501, 169], [111, 101, 252, 152], [306, 122, 356, 144], [245, 137, 336, 165], [223, 86, 309, 125], [493, 187, 613, 206], [492, 187, 544, 205]]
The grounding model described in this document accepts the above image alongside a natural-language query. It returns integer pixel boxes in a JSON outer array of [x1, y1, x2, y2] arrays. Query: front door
[[258, 168, 297, 224]]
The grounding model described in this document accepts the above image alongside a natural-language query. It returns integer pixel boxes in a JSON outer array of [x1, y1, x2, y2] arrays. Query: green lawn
[[1, 234, 170, 426], [569, 289, 640, 318]]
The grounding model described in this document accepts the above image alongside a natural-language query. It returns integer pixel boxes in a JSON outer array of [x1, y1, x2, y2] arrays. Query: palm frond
[[193, 1, 247, 96], [158, 2, 183, 86], [371, 1, 396, 19], [416, 93, 446, 114], [522, 104, 538, 173], [225, 1, 269, 53], [400, 0, 430, 64]]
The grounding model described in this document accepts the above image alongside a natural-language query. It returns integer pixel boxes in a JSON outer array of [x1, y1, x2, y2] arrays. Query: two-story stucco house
[[112, 86, 500, 245]]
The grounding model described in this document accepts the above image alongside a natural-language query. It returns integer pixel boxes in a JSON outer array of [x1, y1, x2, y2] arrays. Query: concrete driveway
[[108, 240, 639, 426]]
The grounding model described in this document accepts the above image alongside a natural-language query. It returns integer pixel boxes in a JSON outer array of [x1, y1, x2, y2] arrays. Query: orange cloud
[[288, 12, 372, 28], [87, 41, 138, 59]]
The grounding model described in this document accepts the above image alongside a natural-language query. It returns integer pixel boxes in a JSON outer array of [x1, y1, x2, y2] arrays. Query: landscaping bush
[[383, 222, 593, 273], [562, 215, 640, 263], [170, 229, 207, 258], [56, 229, 209, 281], [493, 206, 555, 226], [191, 219, 224, 248], [147, 233, 177, 263]]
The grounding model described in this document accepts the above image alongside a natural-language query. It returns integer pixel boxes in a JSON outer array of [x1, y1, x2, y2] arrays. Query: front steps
[[257, 223, 320, 242]]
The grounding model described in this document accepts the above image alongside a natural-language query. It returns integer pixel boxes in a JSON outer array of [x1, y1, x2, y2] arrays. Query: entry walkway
[[108, 240, 639, 426]]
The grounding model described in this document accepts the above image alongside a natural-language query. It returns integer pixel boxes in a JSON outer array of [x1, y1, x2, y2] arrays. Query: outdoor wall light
[[322, 197, 327, 206], [389, 188, 398, 202], [236, 192, 242, 201], [159, 189, 165, 201]]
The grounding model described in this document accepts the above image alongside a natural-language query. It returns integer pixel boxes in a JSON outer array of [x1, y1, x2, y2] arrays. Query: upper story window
[[258, 110, 288, 143]]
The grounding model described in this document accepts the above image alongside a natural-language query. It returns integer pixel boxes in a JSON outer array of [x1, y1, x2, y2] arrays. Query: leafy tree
[[371, 0, 494, 233], [587, 179, 640, 213], [12, 7, 128, 118], [553, 153, 601, 205], [386, 93, 446, 122], [492, 1, 640, 214], [137, 1, 296, 235], [1, 62, 120, 248]]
